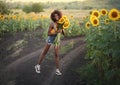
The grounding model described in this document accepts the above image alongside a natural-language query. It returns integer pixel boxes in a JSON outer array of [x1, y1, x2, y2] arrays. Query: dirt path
[[5, 36, 87, 85]]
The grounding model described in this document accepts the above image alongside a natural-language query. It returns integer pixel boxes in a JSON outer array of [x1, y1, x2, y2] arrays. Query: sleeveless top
[[46, 22, 57, 44], [51, 22, 57, 37]]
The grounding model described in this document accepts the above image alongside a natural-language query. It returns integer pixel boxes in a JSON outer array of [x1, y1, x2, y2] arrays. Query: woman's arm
[[48, 23, 65, 36], [62, 29, 65, 36]]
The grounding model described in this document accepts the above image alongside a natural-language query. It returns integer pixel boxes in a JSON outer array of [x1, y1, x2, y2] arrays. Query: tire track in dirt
[[7, 36, 84, 70], [6, 36, 86, 85], [41, 38, 86, 85]]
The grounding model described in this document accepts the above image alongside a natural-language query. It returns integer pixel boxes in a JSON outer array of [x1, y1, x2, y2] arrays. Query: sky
[[6, 0, 85, 3]]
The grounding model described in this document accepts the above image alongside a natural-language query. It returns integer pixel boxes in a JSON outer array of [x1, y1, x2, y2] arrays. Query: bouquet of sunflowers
[[54, 16, 70, 46]]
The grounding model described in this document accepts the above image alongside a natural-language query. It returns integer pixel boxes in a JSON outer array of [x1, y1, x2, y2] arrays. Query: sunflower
[[100, 9, 108, 16], [12, 15, 17, 20], [118, 13, 120, 20], [57, 16, 70, 29], [105, 19, 109, 24], [108, 8, 119, 21], [51, 29, 56, 34], [90, 15, 96, 23], [63, 20, 70, 29], [85, 21, 91, 29], [0, 15, 3, 18], [91, 10, 100, 18], [91, 17, 99, 26], [63, 16, 68, 20], [0, 15, 5, 21], [0, 15, 1, 19], [58, 16, 65, 24]]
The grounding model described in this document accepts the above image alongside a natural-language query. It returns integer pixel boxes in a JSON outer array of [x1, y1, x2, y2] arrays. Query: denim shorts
[[46, 35, 56, 45]]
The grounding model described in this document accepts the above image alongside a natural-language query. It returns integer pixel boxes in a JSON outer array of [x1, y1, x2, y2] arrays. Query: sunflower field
[[0, 13, 50, 37], [0, 12, 85, 39], [80, 8, 120, 85]]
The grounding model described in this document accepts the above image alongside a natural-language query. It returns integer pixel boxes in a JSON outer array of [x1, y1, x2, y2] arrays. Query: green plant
[[31, 3, 44, 13], [0, 1, 10, 14], [79, 8, 120, 85], [65, 18, 85, 37], [0, 14, 42, 37], [22, 3, 43, 13], [22, 5, 32, 13]]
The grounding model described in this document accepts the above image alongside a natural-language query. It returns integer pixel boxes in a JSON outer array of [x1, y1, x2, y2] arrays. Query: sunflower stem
[[54, 33, 61, 46], [113, 21, 117, 40]]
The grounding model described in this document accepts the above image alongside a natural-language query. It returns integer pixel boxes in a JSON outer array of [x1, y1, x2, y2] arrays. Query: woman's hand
[[56, 29, 62, 33]]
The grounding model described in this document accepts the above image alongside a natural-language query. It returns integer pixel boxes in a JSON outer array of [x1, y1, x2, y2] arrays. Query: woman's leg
[[54, 46, 60, 69], [38, 43, 51, 65], [54, 46, 62, 75], [35, 43, 51, 73]]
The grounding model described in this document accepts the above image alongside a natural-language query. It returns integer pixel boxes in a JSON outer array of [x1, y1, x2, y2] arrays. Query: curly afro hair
[[50, 10, 62, 22]]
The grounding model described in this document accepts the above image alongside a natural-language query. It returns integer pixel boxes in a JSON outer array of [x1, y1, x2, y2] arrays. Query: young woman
[[35, 10, 65, 75]]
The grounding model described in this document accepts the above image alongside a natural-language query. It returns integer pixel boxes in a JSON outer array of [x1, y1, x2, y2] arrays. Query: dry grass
[[11, 9, 90, 19], [41, 9, 90, 18]]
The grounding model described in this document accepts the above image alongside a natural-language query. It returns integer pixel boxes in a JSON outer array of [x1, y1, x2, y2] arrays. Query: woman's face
[[54, 14, 59, 21]]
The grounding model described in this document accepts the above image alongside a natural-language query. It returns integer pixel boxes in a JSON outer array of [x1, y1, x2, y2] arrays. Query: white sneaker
[[35, 64, 40, 73], [56, 69, 62, 75]]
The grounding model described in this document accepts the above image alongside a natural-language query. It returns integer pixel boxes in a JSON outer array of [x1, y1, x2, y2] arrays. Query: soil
[[0, 28, 87, 85]]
